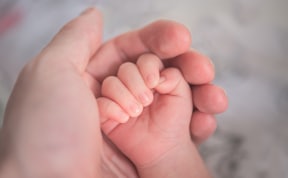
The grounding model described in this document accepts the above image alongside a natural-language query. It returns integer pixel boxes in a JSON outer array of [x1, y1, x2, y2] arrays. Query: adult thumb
[[37, 8, 102, 73]]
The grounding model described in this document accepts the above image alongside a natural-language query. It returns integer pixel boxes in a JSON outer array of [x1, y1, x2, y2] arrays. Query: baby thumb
[[155, 68, 191, 99]]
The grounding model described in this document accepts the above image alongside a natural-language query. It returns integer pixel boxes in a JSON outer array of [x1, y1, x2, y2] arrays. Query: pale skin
[[98, 53, 211, 177], [0, 8, 228, 178]]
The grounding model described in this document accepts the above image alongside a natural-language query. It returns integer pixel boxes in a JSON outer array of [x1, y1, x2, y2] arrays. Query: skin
[[0, 8, 228, 178], [98, 54, 211, 177]]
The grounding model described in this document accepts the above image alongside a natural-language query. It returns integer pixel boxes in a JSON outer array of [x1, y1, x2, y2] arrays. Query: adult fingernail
[[80, 7, 96, 16], [223, 88, 228, 97], [209, 59, 215, 69]]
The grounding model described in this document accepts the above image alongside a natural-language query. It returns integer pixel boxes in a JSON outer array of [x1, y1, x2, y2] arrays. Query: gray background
[[0, 0, 287, 177]]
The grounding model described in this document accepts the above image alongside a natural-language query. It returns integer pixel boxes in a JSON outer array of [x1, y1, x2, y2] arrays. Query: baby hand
[[97, 53, 193, 168]]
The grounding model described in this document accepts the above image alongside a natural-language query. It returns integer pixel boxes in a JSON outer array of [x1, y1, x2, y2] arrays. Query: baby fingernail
[[159, 76, 166, 84], [130, 102, 142, 116], [146, 74, 157, 88], [119, 111, 129, 123], [139, 91, 152, 106]]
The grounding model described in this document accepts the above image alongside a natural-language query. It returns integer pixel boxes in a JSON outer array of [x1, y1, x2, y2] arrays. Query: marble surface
[[0, 0, 288, 177]]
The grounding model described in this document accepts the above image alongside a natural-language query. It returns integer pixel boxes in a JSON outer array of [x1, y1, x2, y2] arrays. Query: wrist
[[137, 141, 211, 178]]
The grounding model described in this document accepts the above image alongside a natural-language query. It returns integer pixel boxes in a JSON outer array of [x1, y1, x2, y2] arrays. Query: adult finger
[[166, 49, 215, 84], [35, 8, 102, 73], [190, 111, 217, 145], [192, 84, 228, 114], [87, 20, 191, 81]]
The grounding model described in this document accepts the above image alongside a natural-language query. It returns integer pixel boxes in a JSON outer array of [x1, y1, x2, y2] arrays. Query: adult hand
[[0, 8, 227, 178], [86, 13, 227, 145]]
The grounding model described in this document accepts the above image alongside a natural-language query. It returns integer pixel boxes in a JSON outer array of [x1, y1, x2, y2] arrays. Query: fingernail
[[139, 91, 152, 106], [119, 111, 129, 123], [80, 7, 95, 16], [159, 76, 166, 84], [129, 102, 142, 117], [223, 88, 228, 97], [146, 74, 157, 88], [209, 59, 215, 69]]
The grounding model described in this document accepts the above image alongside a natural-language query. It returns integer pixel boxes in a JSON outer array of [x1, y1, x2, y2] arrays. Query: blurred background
[[0, 0, 287, 177]]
